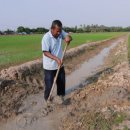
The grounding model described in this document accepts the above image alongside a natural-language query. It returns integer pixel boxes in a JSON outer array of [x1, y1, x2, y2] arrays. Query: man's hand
[[55, 57, 62, 66], [43, 51, 62, 66], [64, 35, 72, 44]]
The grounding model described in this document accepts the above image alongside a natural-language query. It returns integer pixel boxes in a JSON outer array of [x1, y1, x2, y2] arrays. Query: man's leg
[[56, 66, 65, 96], [44, 69, 56, 101]]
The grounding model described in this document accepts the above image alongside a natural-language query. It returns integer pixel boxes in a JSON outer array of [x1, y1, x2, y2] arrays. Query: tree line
[[0, 24, 130, 35], [0, 26, 49, 35], [63, 25, 130, 33]]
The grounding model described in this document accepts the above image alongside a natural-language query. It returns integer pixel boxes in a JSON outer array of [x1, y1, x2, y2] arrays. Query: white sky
[[0, 0, 130, 30]]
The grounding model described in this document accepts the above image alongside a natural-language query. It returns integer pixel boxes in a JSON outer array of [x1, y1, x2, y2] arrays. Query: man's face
[[51, 26, 62, 38]]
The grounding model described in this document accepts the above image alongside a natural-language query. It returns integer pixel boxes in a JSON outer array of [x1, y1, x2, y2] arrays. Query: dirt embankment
[[0, 35, 126, 121], [60, 35, 130, 130]]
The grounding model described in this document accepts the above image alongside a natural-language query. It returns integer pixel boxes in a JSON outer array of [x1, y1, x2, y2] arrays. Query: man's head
[[51, 20, 62, 38]]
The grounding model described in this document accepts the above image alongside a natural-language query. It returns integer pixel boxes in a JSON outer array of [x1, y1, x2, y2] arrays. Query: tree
[[36, 27, 48, 34], [24, 28, 31, 34], [4, 29, 15, 34], [0, 31, 3, 35], [17, 26, 25, 33]]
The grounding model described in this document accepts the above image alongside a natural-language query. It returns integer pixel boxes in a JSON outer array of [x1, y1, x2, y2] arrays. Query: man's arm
[[42, 36, 62, 66], [43, 51, 62, 66]]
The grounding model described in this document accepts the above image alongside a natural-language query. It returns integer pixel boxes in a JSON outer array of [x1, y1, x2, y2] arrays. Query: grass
[[80, 111, 127, 130], [0, 32, 124, 69], [69, 32, 123, 48]]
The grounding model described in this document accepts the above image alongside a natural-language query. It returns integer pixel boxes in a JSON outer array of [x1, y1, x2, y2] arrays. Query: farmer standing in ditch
[[41, 20, 72, 104]]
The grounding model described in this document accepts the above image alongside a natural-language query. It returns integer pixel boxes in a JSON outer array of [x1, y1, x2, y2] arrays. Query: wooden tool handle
[[47, 44, 68, 101]]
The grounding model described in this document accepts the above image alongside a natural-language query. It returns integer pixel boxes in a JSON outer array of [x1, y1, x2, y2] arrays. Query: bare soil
[[60, 35, 130, 130], [0, 35, 129, 130]]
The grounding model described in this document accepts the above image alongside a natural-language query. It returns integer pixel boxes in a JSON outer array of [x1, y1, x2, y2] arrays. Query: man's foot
[[54, 96, 65, 104], [44, 98, 53, 107]]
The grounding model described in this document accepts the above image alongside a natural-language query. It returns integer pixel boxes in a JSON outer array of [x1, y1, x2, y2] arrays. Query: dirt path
[[0, 35, 127, 130]]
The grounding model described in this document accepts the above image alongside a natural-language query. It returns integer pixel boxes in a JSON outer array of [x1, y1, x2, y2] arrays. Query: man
[[41, 20, 72, 104]]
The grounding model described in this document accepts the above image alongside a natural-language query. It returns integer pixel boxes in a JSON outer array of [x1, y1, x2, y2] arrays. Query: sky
[[0, 0, 130, 30]]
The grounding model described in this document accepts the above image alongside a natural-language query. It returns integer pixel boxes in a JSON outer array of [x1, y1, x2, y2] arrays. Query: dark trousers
[[43, 66, 65, 100]]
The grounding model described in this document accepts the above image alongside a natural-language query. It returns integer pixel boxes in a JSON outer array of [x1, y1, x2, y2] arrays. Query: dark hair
[[51, 20, 62, 29]]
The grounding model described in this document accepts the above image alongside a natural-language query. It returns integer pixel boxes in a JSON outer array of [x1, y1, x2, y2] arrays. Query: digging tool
[[47, 43, 69, 101]]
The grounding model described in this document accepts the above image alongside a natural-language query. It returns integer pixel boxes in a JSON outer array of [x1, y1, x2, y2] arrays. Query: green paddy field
[[0, 32, 124, 69]]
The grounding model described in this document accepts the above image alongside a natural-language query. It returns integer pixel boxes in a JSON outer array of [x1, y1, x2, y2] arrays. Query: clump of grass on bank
[[78, 111, 126, 130], [0, 32, 124, 69]]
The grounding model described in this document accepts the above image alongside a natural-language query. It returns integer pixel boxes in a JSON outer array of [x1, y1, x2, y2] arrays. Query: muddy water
[[0, 39, 123, 130], [66, 39, 121, 94]]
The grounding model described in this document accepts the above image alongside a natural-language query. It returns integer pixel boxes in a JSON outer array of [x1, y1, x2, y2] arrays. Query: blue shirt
[[42, 30, 68, 70]]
